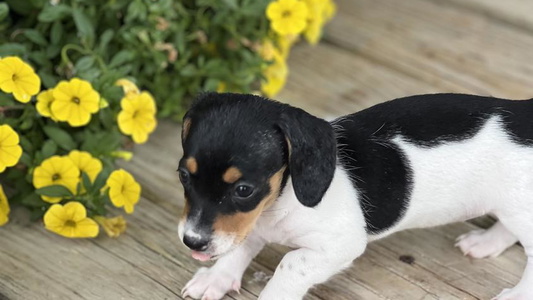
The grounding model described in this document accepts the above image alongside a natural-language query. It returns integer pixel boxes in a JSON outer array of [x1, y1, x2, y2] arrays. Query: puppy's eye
[[235, 185, 254, 198], [178, 169, 190, 184]]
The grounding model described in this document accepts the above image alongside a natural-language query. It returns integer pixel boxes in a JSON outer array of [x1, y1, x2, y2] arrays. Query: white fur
[[184, 116, 533, 299]]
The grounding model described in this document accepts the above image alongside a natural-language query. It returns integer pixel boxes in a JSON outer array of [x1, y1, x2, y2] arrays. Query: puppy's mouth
[[191, 251, 212, 261], [189, 239, 240, 262]]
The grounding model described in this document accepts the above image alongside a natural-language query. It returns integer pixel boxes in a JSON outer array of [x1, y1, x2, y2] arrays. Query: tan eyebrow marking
[[222, 167, 242, 183], [185, 157, 198, 174], [213, 166, 286, 243]]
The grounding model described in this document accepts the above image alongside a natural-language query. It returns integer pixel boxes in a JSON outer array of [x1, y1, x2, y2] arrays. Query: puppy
[[178, 92, 533, 300]]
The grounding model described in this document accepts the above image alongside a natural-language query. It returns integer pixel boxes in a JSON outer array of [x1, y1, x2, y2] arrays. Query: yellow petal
[[0, 185, 10, 226], [73, 218, 99, 238], [115, 79, 140, 96], [0, 125, 20, 146], [44, 204, 67, 229], [94, 216, 127, 238], [63, 201, 87, 222]]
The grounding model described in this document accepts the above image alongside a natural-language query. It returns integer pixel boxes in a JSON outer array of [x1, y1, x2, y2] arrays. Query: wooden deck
[[2, 0, 533, 299]]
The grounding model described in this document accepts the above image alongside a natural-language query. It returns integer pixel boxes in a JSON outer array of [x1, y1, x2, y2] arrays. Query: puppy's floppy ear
[[278, 106, 337, 207]]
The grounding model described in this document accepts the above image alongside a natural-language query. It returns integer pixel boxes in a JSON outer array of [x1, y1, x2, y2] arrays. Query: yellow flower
[[261, 53, 289, 97], [110, 151, 133, 161], [117, 92, 157, 144], [67, 150, 102, 182], [0, 124, 23, 173], [94, 215, 127, 238], [115, 79, 140, 99], [0, 185, 10, 226], [36, 89, 58, 121], [323, 0, 336, 21], [267, 0, 309, 36], [33, 156, 80, 203], [99, 98, 109, 109], [43, 201, 99, 238], [303, 0, 336, 44], [304, 17, 323, 45], [278, 34, 298, 59], [106, 169, 141, 214], [51, 78, 100, 127], [0, 56, 41, 103], [259, 40, 277, 61], [216, 82, 227, 93], [302, 0, 324, 45]]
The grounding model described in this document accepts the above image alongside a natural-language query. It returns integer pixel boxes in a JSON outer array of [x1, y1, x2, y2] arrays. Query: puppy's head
[[177, 93, 336, 260]]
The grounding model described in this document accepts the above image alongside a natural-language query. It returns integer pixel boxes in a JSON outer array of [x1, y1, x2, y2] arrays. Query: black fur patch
[[335, 93, 533, 234]]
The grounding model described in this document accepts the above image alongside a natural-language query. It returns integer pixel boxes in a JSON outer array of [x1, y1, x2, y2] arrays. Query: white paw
[[492, 288, 533, 300], [182, 267, 241, 300], [455, 229, 508, 258]]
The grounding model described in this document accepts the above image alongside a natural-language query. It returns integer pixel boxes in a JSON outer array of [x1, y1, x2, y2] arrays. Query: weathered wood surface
[[2, 0, 533, 299]]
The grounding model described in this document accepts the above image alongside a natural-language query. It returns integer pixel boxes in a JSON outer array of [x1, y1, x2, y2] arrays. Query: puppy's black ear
[[278, 106, 337, 207]]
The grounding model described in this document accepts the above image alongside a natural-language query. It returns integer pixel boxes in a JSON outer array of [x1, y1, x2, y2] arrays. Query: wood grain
[[1, 0, 532, 298]]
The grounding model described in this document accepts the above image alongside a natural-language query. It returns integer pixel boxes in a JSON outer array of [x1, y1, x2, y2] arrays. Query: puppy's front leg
[[259, 240, 367, 300], [182, 233, 265, 300]]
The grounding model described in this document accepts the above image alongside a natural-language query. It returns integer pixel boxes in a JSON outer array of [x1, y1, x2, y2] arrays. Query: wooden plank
[[325, 0, 533, 99], [277, 43, 468, 118], [0, 208, 183, 300], [435, 0, 533, 32]]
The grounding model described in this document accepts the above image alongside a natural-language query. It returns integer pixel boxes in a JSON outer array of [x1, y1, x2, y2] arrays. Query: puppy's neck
[[258, 178, 299, 225]]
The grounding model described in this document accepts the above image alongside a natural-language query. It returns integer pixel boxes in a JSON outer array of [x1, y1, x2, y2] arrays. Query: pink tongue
[[191, 251, 211, 261]]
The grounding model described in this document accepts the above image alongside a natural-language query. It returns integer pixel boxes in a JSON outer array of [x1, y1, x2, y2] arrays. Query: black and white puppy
[[178, 92, 533, 300]]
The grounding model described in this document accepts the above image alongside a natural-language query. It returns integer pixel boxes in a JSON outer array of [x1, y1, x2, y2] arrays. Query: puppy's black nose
[[183, 234, 209, 251]]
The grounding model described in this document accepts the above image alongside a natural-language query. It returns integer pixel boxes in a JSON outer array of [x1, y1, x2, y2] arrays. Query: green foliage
[[0, 0, 272, 119]]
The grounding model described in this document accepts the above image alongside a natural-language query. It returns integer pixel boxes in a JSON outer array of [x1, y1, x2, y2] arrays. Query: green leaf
[[92, 171, 107, 194], [19, 117, 34, 130], [0, 43, 26, 56], [35, 185, 74, 198], [0, 3, 9, 22], [81, 172, 92, 192], [50, 21, 63, 45], [203, 78, 219, 91], [38, 4, 71, 22], [222, 0, 238, 9], [98, 29, 114, 53], [21, 193, 44, 208], [76, 181, 82, 195], [43, 126, 76, 150], [180, 64, 197, 76], [75, 56, 95, 72], [19, 135, 33, 153], [77, 67, 101, 82], [98, 131, 121, 153], [41, 140, 57, 158], [72, 7, 94, 41], [19, 152, 32, 166], [5, 0, 33, 15], [38, 70, 57, 88], [126, 0, 147, 22], [23, 29, 48, 46], [108, 50, 135, 68]]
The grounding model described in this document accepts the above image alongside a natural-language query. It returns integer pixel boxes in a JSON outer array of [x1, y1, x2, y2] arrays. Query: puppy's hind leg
[[492, 213, 533, 300], [455, 221, 518, 258]]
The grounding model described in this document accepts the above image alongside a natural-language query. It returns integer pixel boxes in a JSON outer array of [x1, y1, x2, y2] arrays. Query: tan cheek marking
[[182, 118, 191, 140], [186, 157, 198, 174], [263, 166, 286, 209], [213, 166, 286, 243], [222, 167, 242, 183], [180, 197, 190, 223]]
